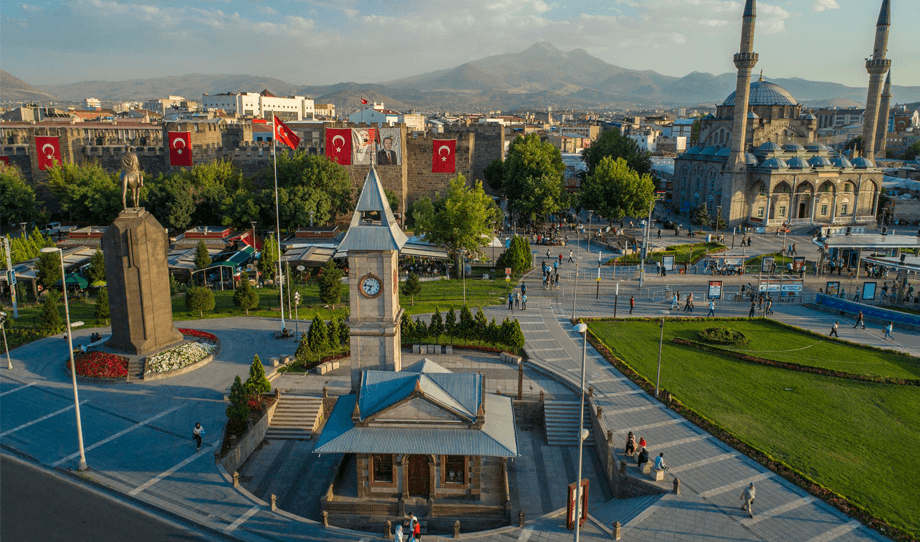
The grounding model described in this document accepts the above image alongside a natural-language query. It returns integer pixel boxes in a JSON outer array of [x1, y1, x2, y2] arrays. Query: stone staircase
[[265, 395, 323, 440], [543, 400, 595, 447], [126, 357, 146, 382], [590, 494, 664, 529]]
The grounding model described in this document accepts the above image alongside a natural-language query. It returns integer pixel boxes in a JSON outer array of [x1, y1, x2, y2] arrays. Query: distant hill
[[0, 70, 58, 103], [38, 74, 302, 103]]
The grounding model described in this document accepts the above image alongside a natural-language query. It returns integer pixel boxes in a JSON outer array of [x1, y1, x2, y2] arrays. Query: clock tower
[[337, 167, 408, 390]]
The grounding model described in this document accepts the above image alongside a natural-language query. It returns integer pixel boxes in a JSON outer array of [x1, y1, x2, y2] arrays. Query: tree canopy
[[501, 133, 567, 225], [579, 157, 656, 223], [1, 165, 37, 229], [581, 128, 652, 177], [45, 162, 124, 225]]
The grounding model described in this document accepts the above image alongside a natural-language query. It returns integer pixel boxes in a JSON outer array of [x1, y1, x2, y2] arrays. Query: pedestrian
[[521, 282, 526, 296], [411, 515, 421, 542], [854, 288, 860, 301], [853, 310, 865, 329], [884, 321, 893, 339], [553, 260, 559, 274], [671, 293, 680, 310], [558, 253, 563, 265], [684, 295, 692, 313], [568, 249, 574, 263], [707, 299, 715, 317], [193, 422, 205, 450], [394, 524, 404, 542], [749, 301, 756, 318], [792, 243, 797, 255], [546, 248, 551, 258], [522, 293, 528, 310], [656, 261, 661, 276], [657, 228, 662, 239], [554, 272, 560, 289], [740, 482, 756, 518], [508, 292, 514, 311], [765, 298, 773, 315], [829, 321, 839, 337], [514, 291, 520, 309], [629, 295, 635, 314]]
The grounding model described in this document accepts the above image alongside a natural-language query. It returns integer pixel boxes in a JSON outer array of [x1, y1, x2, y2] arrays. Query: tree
[[185, 286, 215, 317], [245, 355, 271, 396], [487, 317, 500, 345], [502, 133, 567, 225], [402, 272, 422, 305], [844, 136, 864, 154], [0, 165, 37, 228], [36, 251, 63, 290], [902, 140, 920, 161], [458, 305, 473, 340], [5, 228, 54, 265], [474, 307, 488, 344], [45, 162, 124, 225], [483, 159, 505, 192], [691, 203, 711, 229], [497, 236, 531, 275], [87, 250, 106, 284], [444, 308, 457, 345], [580, 157, 656, 223], [225, 375, 250, 435], [690, 118, 702, 146], [194, 240, 212, 270], [338, 314, 349, 346], [258, 234, 279, 282], [401, 312, 416, 340], [270, 151, 354, 224], [582, 128, 652, 177], [181, 160, 249, 227], [169, 274, 181, 296], [307, 314, 328, 353], [327, 316, 342, 349], [507, 319, 525, 352], [413, 174, 502, 273], [145, 174, 195, 232], [94, 287, 110, 324], [414, 317, 428, 338], [39, 291, 63, 333], [384, 189, 400, 215], [429, 307, 444, 344], [318, 259, 344, 309], [233, 272, 259, 315], [295, 331, 311, 362]]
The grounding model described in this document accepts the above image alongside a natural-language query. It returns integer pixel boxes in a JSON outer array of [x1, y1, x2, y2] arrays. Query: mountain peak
[[526, 41, 560, 52]]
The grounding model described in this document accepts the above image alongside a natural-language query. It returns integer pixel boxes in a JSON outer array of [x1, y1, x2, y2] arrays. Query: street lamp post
[[572, 262, 578, 320], [1, 312, 11, 369], [294, 291, 301, 337], [573, 323, 589, 542], [655, 317, 664, 397], [41, 247, 88, 471]]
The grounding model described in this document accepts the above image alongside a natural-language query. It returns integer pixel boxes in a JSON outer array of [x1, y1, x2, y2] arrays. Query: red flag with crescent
[[0, 156, 9, 166], [361, 98, 368, 105], [35, 136, 62, 171], [168, 132, 193, 166], [432, 139, 456, 173], [273, 115, 300, 151], [325, 128, 352, 165]]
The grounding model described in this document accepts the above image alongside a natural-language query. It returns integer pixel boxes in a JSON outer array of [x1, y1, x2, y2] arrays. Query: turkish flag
[[361, 98, 368, 105], [35, 136, 62, 171], [0, 156, 9, 166], [168, 132, 193, 166], [432, 139, 456, 173], [273, 115, 300, 151], [325, 128, 352, 165]]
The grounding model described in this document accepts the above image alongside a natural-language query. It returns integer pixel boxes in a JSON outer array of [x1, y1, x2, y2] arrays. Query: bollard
[[588, 386, 594, 397], [673, 478, 681, 495], [454, 520, 461, 538], [496, 389, 502, 395], [271, 494, 277, 511], [232, 471, 239, 488], [322, 511, 329, 527], [619, 460, 627, 474], [612, 521, 622, 540], [385, 520, 392, 538], [607, 430, 613, 445], [518, 509, 526, 527], [539, 391, 545, 403], [596, 406, 603, 418], [322, 386, 328, 399], [275, 388, 280, 399]]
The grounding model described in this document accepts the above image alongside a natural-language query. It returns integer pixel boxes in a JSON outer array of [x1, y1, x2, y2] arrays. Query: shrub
[[402, 272, 422, 305], [295, 331, 311, 363], [307, 314, 328, 353], [233, 272, 259, 314], [327, 316, 341, 348], [40, 291, 63, 333], [401, 312, 416, 340], [415, 317, 428, 337], [698, 326, 748, 346], [245, 354, 271, 396], [94, 287, 109, 324], [185, 286, 215, 317], [429, 307, 443, 344]]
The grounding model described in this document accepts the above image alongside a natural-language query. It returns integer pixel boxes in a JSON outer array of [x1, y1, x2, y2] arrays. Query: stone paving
[[0, 231, 914, 542]]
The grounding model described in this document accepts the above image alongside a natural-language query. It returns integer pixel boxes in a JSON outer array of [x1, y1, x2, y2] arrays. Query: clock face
[[361, 275, 382, 298]]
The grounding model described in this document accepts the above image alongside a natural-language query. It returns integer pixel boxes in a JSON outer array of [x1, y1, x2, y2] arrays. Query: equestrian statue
[[120, 147, 143, 210]]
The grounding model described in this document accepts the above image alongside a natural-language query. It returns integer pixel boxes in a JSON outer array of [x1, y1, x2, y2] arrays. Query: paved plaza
[[1, 229, 915, 542]]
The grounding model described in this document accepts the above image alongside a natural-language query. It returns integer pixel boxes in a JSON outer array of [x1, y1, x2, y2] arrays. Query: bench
[[274, 331, 293, 340], [650, 468, 666, 482], [640, 462, 652, 475]]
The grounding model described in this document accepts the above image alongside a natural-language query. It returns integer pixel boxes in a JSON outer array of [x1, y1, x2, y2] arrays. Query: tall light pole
[[1, 311, 11, 369], [571, 262, 578, 320], [41, 247, 88, 471], [573, 322, 589, 542], [655, 317, 664, 397]]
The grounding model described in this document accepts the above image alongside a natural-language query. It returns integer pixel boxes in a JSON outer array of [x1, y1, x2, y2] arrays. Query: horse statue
[[120, 147, 143, 210]]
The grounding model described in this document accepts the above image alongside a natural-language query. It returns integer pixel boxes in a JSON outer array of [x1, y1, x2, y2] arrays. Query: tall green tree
[[245, 355, 271, 396], [94, 287, 110, 324], [579, 157, 656, 223], [307, 314, 329, 353], [444, 308, 457, 345], [45, 162, 124, 225], [902, 140, 920, 161], [233, 272, 260, 315], [258, 234, 279, 282], [474, 307, 488, 344], [402, 272, 422, 305], [145, 174, 195, 231], [483, 159, 505, 192], [692, 203, 711, 228], [318, 259, 344, 309], [269, 151, 354, 225], [87, 250, 106, 283], [497, 236, 532, 275], [0, 165, 37, 229], [327, 316, 341, 348], [185, 286, 215, 317], [225, 375, 250, 434], [401, 312, 416, 340], [413, 174, 502, 273], [36, 251, 63, 290], [429, 307, 444, 344], [582, 129, 652, 177], [501, 133, 567, 225], [194, 240, 212, 270], [458, 305, 474, 340], [40, 291, 63, 332]]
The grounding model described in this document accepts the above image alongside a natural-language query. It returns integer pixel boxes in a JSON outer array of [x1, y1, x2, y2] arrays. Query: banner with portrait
[[793, 257, 806, 273], [376, 127, 401, 166], [351, 128, 376, 165], [708, 280, 723, 299]]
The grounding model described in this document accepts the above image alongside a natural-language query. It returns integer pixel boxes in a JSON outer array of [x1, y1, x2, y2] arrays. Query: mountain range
[[6, 43, 920, 112]]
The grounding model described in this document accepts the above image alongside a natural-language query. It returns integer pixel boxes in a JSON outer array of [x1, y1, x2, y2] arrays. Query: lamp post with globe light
[[1, 311, 11, 369], [40, 247, 88, 471], [573, 322, 590, 542]]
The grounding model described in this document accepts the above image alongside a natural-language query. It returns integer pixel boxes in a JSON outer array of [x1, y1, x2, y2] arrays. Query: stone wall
[[221, 393, 279, 475]]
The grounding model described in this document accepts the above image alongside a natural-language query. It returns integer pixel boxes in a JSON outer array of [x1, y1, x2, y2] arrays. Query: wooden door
[[407, 455, 430, 497]]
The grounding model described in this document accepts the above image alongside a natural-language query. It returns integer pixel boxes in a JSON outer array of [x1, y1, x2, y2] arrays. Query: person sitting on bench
[[281, 328, 291, 338], [653, 452, 668, 471], [624, 432, 637, 457], [636, 447, 649, 468]]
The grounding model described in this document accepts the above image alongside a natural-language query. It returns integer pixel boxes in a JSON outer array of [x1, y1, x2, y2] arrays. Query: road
[[0, 453, 220, 542]]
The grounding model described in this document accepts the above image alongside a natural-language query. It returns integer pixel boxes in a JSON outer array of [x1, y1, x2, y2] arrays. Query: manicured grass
[[744, 252, 815, 274], [399, 278, 516, 316], [610, 242, 725, 266], [588, 319, 920, 538]]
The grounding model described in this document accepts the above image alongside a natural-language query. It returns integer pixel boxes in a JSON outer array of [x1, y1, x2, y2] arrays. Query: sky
[[1, 0, 918, 89]]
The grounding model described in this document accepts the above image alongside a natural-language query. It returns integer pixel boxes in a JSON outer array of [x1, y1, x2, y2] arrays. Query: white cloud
[[812, 0, 840, 12]]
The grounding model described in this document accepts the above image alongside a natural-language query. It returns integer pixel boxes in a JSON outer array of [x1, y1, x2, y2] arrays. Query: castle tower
[[861, 0, 891, 162], [337, 166, 408, 391], [875, 71, 892, 159], [727, 0, 758, 172]]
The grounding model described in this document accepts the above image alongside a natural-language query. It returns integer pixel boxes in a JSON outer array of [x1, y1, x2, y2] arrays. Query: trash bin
[[706, 234, 712, 242]]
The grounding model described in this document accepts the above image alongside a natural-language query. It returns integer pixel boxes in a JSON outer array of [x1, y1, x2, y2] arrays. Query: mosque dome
[[722, 80, 798, 107], [784, 143, 806, 153], [831, 156, 853, 168], [851, 157, 875, 169], [755, 141, 783, 154], [716, 147, 732, 157], [787, 157, 809, 169], [745, 153, 759, 165], [761, 158, 788, 169], [700, 146, 719, 156], [808, 156, 832, 167], [684, 146, 703, 155], [748, 111, 760, 119], [805, 143, 831, 153]]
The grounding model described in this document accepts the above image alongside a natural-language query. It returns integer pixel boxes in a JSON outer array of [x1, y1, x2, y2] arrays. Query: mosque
[[671, 0, 892, 228]]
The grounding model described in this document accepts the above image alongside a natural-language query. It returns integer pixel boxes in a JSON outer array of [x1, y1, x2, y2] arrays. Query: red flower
[[177, 328, 218, 342], [72, 351, 129, 378]]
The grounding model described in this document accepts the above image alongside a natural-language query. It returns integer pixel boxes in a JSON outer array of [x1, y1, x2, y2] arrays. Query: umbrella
[[57, 274, 89, 289], [90, 279, 107, 288]]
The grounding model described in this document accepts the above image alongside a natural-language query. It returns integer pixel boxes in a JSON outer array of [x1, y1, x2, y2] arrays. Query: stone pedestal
[[102, 208, 183, 355]]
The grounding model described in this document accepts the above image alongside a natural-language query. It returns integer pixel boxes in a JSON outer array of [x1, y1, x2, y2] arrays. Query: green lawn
[[744, 252, 815, 274], [400, 278, 515, 316], [610, 242, 725, 266], [588, 319, 920, 538]]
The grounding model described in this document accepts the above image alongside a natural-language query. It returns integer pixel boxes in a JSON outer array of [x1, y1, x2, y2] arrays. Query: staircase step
[[592, 494, 664, 528], [268, 396, 324, 439]]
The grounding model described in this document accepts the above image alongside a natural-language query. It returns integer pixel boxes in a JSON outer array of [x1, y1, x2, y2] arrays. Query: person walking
[[657, 228, 662, 239], [514, 291, 521, 309], [684, 294, 692, 313], [830, 321, 839, 337], [853, 310, 865, 329], [740, 482, 756, 518], [558, 253, 563, 265], [765, 298, 773, 316], [884, 321, 893, 339], [568, 249, 574, 263], [508, 292, 514, 311], [193, 422, 205, 451], [749, 301, 756, 318], [394, 524, 404, 542], [707, 299, 715, 317], [629, 295, 635, 314], [671, 292, 680, 311], [522, 293, 528, 310], [554, 272, 560, 289]]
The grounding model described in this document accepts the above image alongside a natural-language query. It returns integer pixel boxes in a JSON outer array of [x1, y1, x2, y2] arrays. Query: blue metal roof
[[723, 80, 797, 107], [787, 157, 809, 169], [756, 141, 783, 153], [760, 158, 788, 169], [808, 156, 832, 167], [700, 146, 719, 156], [831, 156, 853, 168], [852, 157, 875, 169]]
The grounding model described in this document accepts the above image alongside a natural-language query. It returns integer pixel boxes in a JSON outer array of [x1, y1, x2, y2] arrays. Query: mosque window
[[371, 454, 394, 484], [843, 183, 853, 193], [841, 203, 849, 215], [778, 206, 786, 218], [757, 207, 764, 218], [821, 204, 828, 216], [443, 456, 467, 485]]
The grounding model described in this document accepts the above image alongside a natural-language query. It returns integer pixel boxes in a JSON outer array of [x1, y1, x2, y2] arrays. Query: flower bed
[[177, 328, 218, 342], [72, 351, 129, 379], [145, 342, 216, 375]]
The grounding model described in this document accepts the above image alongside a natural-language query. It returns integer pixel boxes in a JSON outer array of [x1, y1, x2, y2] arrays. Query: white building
[[84, 97, 101, 109], [628, 129, 660, 153], [143, 96, 186, 115], [671, 118, 695, 139], [201, 91, 315, 121], [346, 106, 422, 128]]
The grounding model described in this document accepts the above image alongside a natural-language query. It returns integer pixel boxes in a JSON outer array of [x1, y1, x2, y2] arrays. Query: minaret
[[861, 0, 891, 162], [875, 71, 892, 159], [727, 0, 758, 172]]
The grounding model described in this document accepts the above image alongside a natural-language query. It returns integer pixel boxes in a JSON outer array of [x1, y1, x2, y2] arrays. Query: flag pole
[[272, 116, 286, 332]]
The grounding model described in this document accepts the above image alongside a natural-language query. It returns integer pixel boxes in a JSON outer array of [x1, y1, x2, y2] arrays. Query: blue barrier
[[815, 293, 920, 328]]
